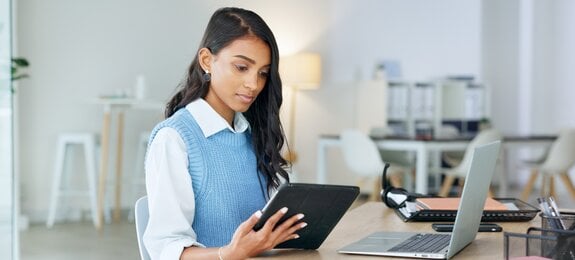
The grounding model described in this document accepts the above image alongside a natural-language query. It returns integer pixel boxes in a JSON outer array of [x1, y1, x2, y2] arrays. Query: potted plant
[[10, 57, 30, 92]]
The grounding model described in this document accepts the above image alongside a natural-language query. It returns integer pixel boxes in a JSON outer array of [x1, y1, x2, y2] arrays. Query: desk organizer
[[504, 212, 575, 260]]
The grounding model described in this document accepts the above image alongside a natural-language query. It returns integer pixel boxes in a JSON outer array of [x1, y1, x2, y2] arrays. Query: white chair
[[440, 125, 465, 168], [438, 128, 503, 197], [47, 133, 100, 228], [128, 131, 151, 222], [340, 128, 411, 200], [135, 196, 151, 260], [521, 128, 575, 201]]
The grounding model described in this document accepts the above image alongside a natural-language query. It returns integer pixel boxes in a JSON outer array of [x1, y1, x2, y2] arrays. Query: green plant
[[11, 57, 30, 81]]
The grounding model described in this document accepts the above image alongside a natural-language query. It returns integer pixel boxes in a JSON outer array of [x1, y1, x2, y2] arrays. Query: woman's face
[[201, 36, 271, 124]]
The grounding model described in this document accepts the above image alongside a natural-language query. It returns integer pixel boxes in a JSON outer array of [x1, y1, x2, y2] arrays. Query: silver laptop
[[338, 141, 501, 259]]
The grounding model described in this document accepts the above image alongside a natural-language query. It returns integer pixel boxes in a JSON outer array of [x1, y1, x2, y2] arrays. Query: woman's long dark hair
[[165, 7, 289, 191]]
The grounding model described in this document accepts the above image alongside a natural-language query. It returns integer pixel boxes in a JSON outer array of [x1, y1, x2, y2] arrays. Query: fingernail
[[255, 210, 262, 218], [294, 234, 300, 239], [297, 214, 305, 220], [300, 222, 308, 228], [280, 207, 288, 213]]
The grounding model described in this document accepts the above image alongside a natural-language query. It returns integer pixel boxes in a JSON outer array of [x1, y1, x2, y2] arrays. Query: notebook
[[338, 140, 501, 259], [416, 197, 508, 211]]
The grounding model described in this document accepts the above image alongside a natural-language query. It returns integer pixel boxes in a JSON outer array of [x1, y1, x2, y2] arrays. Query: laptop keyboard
[[388, 233, 451, 253]]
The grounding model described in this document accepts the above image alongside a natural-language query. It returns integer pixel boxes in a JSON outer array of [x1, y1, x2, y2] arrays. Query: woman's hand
[[221, 207, 307, 259]]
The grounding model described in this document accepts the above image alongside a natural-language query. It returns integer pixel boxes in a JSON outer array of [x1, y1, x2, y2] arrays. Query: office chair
[[340, 128, 411, 200], [134, 196, 151, 260], [438, 128, 503, 197], [520, 128, 575, 202]]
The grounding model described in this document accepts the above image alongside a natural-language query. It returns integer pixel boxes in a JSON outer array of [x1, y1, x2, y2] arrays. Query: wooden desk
[[94, 98, 162, 229], [258, 202, 538, 259]]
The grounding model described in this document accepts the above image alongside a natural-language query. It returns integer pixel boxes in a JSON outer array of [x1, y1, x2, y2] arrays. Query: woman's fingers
[[274, 213, 304, 233], [249, 208, 311, 249], [277, 221, 308, 244], [236, 210, 263, 237], [267, 213, 307, 245], [261, 207, 288, 232]]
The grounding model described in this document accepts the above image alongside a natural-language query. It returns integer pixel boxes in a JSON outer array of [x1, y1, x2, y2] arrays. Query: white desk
[[317, 135, 556, 195], [317, 135, 469, 194], [94, 97, 163, 229]]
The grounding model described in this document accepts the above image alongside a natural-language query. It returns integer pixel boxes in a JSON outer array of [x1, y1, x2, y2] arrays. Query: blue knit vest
[[149, 108, 267, 247]]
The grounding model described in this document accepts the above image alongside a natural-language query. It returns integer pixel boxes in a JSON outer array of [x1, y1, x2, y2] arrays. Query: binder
[[394, 198, 539, 222]]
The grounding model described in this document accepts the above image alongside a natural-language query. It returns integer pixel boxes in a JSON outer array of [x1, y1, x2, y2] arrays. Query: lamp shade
[[280, 53, 322, 89]]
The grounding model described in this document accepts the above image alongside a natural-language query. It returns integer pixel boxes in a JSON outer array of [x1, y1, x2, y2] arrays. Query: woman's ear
[[198, 48, 212, 72]]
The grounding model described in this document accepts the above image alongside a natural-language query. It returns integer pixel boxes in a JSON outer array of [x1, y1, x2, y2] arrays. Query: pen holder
[[540, 211, 575, 231], [538, 212, 575, 259], [504, 227, 575, 259]]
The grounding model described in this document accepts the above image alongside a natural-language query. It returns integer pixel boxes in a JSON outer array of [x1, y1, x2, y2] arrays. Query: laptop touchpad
[[353, 232, 412, 250]]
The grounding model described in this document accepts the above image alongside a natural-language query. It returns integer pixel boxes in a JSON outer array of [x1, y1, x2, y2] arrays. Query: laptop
[[338, 141, 501, 259]]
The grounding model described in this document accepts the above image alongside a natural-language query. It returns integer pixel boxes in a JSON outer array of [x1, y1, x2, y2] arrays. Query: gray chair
[[134, 196, 151, 260]]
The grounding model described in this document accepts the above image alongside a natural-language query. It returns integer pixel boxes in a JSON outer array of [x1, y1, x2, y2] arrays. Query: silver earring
[[203, 70, 211, 82]]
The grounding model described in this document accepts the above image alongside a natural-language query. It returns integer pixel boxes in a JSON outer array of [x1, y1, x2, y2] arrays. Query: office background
[[11, 0, 575, 224]]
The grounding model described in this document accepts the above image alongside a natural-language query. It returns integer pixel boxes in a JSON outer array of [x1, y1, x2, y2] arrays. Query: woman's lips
[[237, 93, 254, 103]]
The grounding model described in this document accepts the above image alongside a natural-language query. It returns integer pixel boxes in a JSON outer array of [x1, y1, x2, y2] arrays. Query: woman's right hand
[[221, 207, 307, 259]]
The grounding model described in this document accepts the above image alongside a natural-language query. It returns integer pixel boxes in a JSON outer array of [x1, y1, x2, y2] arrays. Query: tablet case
[[253, 183, 360, 249], [394, 198, 539, 222]]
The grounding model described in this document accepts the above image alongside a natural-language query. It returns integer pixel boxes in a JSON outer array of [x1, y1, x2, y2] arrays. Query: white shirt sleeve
[[143, 127, 205, 260]]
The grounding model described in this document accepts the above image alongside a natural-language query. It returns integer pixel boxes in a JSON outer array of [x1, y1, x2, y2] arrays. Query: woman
[[144, 7, 306, 260]]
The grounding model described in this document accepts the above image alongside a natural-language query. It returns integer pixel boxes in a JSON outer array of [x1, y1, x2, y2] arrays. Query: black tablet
[[253, 183, 360, 249]]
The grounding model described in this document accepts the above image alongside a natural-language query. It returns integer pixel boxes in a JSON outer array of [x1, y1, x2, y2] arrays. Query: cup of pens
[[540, 211, 575, 231], [538, 197, 575, 259]]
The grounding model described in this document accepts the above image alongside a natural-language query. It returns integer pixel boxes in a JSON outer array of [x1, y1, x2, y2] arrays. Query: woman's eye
[[259, 71, 269, 78], [235, 64, 248, 72]]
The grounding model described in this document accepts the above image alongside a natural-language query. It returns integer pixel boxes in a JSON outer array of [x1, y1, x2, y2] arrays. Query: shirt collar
[[186, 98, 250, 138]]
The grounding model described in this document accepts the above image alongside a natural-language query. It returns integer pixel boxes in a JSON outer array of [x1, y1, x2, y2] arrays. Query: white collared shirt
[[144, 98, 249, 260]]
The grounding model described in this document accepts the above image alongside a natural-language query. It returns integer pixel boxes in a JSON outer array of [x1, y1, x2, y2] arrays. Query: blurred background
[[1, 0, 574, 259]]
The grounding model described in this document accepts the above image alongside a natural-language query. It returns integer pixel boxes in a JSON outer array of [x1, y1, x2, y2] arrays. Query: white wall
[[16, 0, 575, 221], [327, 0, 481, 82], [483, 0, 575, 135], [549, 0, 575, 130], [482, 0, 520, 135]]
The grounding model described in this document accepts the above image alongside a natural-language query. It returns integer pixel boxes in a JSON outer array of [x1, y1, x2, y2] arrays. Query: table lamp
[[280, 52, 322, 163]]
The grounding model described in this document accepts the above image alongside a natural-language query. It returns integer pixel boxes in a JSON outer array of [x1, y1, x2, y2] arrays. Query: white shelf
[[386, 78, 489, 137]]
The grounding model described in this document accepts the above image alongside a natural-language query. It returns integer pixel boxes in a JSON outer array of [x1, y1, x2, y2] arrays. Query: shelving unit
[[386, 78, 489, 138]]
